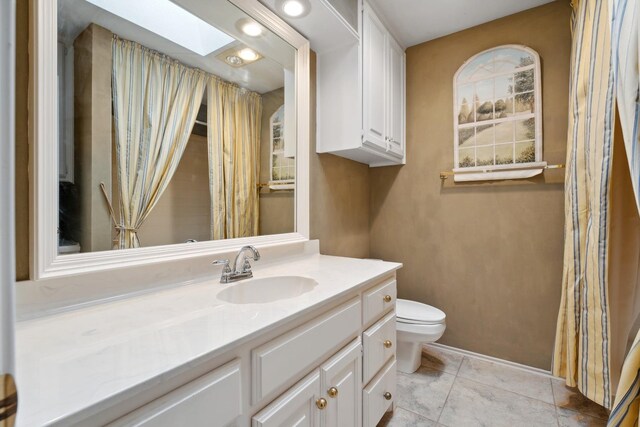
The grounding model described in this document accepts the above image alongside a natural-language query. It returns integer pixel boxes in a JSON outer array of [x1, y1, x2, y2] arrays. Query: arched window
[[269, 105, 295, 189], [454, 45, 543, 176]]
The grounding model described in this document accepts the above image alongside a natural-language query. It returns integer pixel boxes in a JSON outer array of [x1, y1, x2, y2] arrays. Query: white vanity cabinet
[[316, 0, 405, 167]]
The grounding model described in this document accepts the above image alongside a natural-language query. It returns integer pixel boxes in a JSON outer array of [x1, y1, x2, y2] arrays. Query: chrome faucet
[[212, 245, 261, 284]]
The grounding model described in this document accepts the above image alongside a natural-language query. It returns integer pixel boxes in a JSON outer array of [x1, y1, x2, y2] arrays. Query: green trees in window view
[[516, 144, 536, 163], [459, 156, 474, 167]]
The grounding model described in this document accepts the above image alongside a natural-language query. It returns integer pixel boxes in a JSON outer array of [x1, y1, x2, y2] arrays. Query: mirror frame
[[30, 0, 310, 280]]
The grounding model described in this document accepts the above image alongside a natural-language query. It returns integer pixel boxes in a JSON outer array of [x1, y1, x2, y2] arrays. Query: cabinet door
[[386, 35, 404, 159], [362, 4, 387, 152], [320, 338, 362, 427], [252, 371, 321, 427], [108, 360, 242, 427]]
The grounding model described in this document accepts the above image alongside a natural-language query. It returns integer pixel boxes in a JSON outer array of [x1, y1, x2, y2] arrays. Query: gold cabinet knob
[[384, 392, 392, 400], [384, 340, 393, 348], [316, 398, 327, 409], [383, 295, 392, 303], [327, 387, 339, 398]]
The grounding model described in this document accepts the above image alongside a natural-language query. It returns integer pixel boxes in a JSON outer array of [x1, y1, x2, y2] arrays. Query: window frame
[[452, 44, 544, 173], [269, 104, 295, 190]]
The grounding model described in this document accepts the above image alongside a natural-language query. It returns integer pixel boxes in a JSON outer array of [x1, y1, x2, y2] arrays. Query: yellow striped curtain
[[112, 37, 207, 248], [207, 77, 262, 240], [553, 0, 616, 409]]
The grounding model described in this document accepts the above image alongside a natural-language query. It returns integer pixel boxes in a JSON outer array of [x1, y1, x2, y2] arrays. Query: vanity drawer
[[362, 277, 396, 327], [252, 298, 361, 403], [108, 359, 241, 427], [362, 311, 396, 384], [363, 358, 396, 427]]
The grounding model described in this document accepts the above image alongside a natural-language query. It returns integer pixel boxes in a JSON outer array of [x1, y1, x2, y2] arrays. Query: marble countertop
[[15, 253, 401, 426]]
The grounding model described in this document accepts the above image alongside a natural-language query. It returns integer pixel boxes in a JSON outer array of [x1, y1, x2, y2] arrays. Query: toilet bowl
[[396, 299, 446, 373]]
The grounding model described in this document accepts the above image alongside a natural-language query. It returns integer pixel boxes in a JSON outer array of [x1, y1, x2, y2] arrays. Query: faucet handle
[[212, 259, 232, 273]]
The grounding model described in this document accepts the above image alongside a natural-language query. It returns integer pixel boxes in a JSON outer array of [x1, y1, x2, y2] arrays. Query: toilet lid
[[396, 299, 446, 325]]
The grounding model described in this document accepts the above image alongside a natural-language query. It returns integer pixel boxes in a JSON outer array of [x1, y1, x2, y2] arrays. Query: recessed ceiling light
[[225, 55, 244, 66], [241, 21, 263, 37], [238, 48, 259, 61], [282, 0, 305, 17], [85, 0, 234, 56]]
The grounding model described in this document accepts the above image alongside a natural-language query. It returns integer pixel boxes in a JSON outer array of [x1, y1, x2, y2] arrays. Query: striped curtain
[[112, 37, 207, 248], [207, 77, 262, 240], [606, 0, 640, 425], [553, 0, 616, 409]]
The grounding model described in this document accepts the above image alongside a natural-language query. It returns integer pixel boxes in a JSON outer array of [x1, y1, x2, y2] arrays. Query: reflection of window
[[454, 45, 542, 171], [270, 105, 295, 189]]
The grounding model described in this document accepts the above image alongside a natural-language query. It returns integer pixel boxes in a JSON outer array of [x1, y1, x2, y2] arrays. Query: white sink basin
[[217, 276, 318, 304]]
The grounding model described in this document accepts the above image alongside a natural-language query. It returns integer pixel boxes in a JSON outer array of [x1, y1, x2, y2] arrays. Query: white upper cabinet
[[362, 6, 388, 153], [316, 1, 406, 167]]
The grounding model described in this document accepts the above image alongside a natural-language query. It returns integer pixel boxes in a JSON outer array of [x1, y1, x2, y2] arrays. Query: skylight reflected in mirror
[[85, 0, 235, 56]]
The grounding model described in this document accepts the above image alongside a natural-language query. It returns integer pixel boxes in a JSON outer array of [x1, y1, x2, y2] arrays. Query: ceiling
[[58, 0, 296, 94], [366, 0, 556, 48]]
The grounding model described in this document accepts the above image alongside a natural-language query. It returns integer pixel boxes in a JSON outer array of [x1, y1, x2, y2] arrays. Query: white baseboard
[[425, 342, 559, 380]]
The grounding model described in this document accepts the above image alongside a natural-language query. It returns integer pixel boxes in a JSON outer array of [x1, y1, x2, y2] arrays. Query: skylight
[[86, 0, 235, 56]]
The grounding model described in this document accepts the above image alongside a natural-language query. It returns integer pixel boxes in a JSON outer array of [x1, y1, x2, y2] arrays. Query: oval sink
[[217, 276, 318, 304]]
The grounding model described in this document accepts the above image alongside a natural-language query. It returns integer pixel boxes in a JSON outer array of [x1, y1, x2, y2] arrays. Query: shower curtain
[[552, 0, 616, 409], [112, 37, 207, 249], [207, 77, 262, 240]]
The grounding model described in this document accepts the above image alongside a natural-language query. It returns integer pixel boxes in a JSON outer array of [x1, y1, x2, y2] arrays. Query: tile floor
[[378, 345, 610, 427]]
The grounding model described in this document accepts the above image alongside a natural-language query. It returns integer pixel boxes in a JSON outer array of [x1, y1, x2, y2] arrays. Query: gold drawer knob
[[328, 387, 339, 398], [384, 392, 392, 400], [316, 398, 327, 409], [383, 295, 392, 303], [384, 340, 393, 348]]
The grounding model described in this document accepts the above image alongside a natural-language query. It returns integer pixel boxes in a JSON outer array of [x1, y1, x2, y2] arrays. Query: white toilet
[[396, 299, 447, 373]]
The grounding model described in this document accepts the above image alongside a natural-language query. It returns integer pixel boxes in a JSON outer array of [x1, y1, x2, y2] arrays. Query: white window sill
[[452, 161, 548, 182]]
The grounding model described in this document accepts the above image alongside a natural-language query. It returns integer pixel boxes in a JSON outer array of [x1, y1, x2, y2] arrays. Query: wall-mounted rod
[[439, 163, 565, 180]]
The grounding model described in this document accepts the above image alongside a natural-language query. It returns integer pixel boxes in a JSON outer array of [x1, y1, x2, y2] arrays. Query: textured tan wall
[[309, 52, 370, 258], [259, 88, 295, 236], [369, 1, 572, 369], [136, 135, 211, 247], [74, 24, 113, 253], [15, 0, 29, 280]]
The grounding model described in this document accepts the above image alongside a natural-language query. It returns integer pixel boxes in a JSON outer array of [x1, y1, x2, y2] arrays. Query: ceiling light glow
[[226, 55, 244, 66], [241, 21, 263, 37], [238, 48, 259, 61], [85, 0, 234, 56], [282, 0, 305, 17]]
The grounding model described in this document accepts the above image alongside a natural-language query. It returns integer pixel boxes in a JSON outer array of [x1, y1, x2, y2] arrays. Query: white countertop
[[15, 253, 401, 426]]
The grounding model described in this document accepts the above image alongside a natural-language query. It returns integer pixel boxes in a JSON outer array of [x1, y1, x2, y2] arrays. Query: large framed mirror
[[31, 0, 310, 279]]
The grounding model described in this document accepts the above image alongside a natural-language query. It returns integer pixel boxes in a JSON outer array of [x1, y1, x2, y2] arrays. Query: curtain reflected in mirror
[[56, 0, 296, 254]]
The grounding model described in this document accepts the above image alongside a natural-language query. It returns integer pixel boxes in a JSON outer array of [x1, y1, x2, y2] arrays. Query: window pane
[[514, 69, 534, 93], [495, 143, 514, 164], [273, 124, 281, 139], [475, 124, 494, 146], [495, 75, 514, 98], [459, 148, 475, 168], [475, 79, 493, 100], [458, 51, 494, 82], [476, 146, 494, 166], [515, 92, 534, 114], [515, 141, 535, 163], [515, 118, 535, 141], [495, 121, 514, 143], [458, 127, 475, 147], [457, 84, 474, 107], [457, 103, 473, 124], [475, 99, 494, 121], [494, 98, 510, 118], [494, 48, 534, 73]]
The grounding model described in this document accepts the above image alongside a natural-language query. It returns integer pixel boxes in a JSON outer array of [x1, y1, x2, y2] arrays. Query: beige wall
[[74, 24, 113, 253], [135, 134, 212, 247], [309, 52, 371, 259], [259, 88, 295, 236], [369, 1, 572, 369]]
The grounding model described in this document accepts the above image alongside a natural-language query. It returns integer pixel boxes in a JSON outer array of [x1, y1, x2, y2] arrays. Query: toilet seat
[[396, 299, 446, 325]]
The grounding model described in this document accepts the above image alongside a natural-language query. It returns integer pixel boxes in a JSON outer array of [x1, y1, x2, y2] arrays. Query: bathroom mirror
[[32, 0, 310, 278]]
